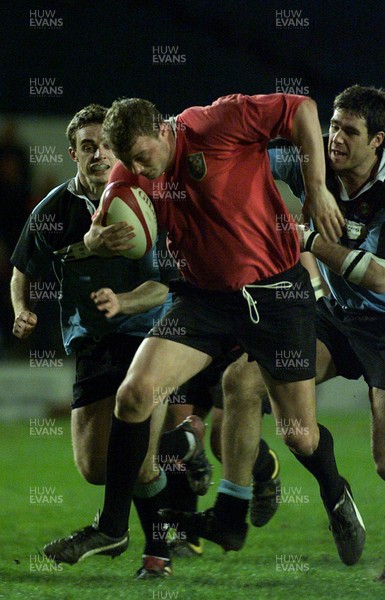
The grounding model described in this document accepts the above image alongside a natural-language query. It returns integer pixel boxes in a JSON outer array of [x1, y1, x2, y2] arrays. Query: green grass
[[2, 408, 385, 600]]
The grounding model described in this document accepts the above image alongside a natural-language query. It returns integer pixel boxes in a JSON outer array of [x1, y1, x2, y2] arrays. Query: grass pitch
[[1, 407, 385, 600]]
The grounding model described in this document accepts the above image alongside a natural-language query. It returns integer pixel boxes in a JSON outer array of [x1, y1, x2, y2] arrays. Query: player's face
[[328, 109, 377, 174], [118, 127, 173, 180], [70, 123, 117, 188]]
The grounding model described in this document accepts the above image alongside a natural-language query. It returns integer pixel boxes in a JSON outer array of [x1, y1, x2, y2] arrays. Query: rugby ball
[[100, 181, 157, 259]]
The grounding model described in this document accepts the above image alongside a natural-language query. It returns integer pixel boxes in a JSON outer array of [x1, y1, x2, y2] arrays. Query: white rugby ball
[[101, 181, 157, 259]]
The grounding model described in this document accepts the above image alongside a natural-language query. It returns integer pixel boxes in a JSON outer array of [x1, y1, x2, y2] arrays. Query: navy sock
[[99, 414, 151, 537], [133, 481, 170, 558], [290, 424, 344, 511], [214, 481, 252, 528], [166, 469, 199, 544]]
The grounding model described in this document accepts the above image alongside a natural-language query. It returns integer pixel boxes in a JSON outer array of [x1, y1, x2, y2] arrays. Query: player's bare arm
[[10, 267, 38, 338], [92, 281, 169, 318], [84, 208, 136, 256], [298, 226, 385, 294], [289, 98, 345, 242]]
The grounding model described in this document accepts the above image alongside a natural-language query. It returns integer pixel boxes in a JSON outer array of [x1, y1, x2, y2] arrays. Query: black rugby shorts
[[316, 296, 385, 389], [148, 262, 316, 383], [72, 333, 143, 409]]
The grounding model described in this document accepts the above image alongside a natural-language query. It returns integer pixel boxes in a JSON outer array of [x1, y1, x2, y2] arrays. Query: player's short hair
[[66, 104, 109, 149], [333, 85, 385, 143], [102, 98, 163, 156]]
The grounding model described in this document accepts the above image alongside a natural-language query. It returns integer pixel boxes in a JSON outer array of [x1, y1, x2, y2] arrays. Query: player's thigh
[[71, 395, 116, 465], [259, 364, 318, 453], [117, 337, 212, 408], [315, 339, 338, 384]]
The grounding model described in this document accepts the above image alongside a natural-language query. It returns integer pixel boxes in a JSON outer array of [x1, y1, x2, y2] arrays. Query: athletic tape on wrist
[[304, 230, 320, 253], [372, 254, 385, 268], [340, 249, 373, 284]]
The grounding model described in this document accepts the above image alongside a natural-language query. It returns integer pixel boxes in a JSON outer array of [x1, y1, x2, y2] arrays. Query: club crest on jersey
[[187, 152, 207, 181], [345, 219, 365, 241]]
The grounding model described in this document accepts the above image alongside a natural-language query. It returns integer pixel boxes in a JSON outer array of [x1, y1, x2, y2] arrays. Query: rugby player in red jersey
[[46, 93, 364, 567]]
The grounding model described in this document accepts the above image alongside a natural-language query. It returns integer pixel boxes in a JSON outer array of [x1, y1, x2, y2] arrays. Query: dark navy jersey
[[269, 137, 385, 313], [11, 176, 178, 353]]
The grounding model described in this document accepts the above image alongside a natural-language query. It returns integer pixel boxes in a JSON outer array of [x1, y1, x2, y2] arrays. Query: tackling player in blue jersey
[[10, 104, 181, 578]]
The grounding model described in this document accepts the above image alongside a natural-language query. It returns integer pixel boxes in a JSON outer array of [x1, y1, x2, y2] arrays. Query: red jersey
[[110, 93, 305, 291]]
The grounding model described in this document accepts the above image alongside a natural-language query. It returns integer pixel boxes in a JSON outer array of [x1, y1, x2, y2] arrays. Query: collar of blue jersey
[[337, 149, 385, 202], [67, 174, 98, 217]]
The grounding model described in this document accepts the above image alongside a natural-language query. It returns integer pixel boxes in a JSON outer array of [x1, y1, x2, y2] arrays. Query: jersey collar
[[67, 174, 99, 216]]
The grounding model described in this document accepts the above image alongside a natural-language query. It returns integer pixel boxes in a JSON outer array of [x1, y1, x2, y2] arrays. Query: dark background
[[2, 0, 384, 123], [0, 0, 383, 357]]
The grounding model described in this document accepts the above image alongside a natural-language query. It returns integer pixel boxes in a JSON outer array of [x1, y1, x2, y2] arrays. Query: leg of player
[[261, 367, 366, 566], [221, 354, 261, 485], [159, 356, 280, 552], [222, 355, 281, 528], [161, 403, 209, 558], [162, 402, 212, 497], [46, 399, 171, 576], [210, 354, 261, 540], [133, 400, 173, 579], [71, 396, 116, 484], [44, 337, 212, 567], [161, 363, 220, 512], [314, 339, 338, 384], [369, 387, 385, 480], [218, 354, 280, 527]]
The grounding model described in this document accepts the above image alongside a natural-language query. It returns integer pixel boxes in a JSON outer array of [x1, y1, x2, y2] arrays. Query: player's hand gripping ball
[[101, 181, 157, 259]]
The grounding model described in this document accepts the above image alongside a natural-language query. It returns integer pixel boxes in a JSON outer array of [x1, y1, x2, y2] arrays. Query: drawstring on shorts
[[242, 281, 293, 324]]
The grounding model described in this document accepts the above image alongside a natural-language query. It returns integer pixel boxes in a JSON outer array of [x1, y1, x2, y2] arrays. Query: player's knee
[[115, 375, 153, 421], [223, 360, 254, 395], [222, 362, 241, 396], [222, 360, 263, 409]]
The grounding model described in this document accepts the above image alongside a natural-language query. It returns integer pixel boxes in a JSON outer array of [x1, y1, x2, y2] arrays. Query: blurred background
[[0, 0, 382, 418]]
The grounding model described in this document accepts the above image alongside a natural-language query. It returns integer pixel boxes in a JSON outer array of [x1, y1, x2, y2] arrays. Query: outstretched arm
[[298, 226, 385, 294], [92, 281, 170, 318], [289, 98, 345, 242]]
